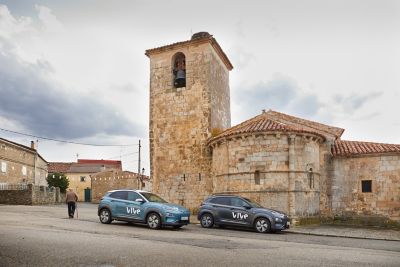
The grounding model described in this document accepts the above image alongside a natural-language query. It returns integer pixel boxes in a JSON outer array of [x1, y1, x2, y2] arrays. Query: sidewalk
[[287, 225, 400, 241], [191, 215, 400, 241]]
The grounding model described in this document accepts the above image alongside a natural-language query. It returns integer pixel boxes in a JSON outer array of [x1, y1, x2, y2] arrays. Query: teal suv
[[98, 190, 190, 229]]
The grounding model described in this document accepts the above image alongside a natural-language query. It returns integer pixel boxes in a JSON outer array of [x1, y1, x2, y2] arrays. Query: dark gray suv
[[198, 195, 290, 233]]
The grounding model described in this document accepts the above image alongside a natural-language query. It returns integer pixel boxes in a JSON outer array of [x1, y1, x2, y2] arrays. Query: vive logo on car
[[126, 207, 141, 215], [232, 212, 248, 220]]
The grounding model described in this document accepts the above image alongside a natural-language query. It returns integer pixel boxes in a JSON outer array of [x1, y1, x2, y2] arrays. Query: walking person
[[66, 188, 78, 218]]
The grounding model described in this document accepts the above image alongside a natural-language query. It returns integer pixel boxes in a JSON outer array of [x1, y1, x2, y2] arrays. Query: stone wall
[[211, 133, 322, 216], [91, 170, 150, 203], [148, 41, 230, 210], [332, 154, 400, 221], [0, 139, 48, 186], [0, 184, 62, 205]]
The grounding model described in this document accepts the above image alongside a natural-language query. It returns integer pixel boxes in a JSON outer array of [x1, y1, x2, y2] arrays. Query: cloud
[[333, 91, 383, 112], [233, 73, 322, 121], [0, 5, 34, 39], [35, 5, 63, 33], [233, 73, 385, 127], [0, 39, 143, 140]]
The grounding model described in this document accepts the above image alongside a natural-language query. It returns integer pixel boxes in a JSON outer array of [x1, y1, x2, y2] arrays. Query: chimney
[[30, 141, 36, 150]]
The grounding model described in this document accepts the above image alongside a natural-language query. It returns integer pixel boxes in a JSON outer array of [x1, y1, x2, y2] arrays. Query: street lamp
[[140, 168, 145, 189]]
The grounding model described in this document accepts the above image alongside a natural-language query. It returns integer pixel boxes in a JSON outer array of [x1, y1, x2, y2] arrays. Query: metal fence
[[0, 183, 28, 190]]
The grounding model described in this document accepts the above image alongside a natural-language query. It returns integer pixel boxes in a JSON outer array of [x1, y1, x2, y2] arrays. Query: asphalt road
[[0, 203, 399, 267]]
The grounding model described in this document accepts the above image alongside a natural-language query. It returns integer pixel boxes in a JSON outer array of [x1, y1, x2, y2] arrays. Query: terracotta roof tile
[[209, 110, 336, 144], [266, 110, 344, 138], [78, 159, 122, 168], [48, 162, 73, 173], [333, 140, 400, 156], [209, 111, 327, 144]]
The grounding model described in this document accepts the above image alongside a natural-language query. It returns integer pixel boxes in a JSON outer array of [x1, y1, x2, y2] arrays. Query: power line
[[0, 127, 138, 147], [106, 151, 139, 160]]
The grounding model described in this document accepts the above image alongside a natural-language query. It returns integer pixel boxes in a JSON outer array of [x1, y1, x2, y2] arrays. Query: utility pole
[[138, 140, 141, 189]]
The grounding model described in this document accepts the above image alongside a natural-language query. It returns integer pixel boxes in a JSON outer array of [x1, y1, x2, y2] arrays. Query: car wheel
[[254, 217, 271, 233], [99, 208, 112, 224], [200, 213, 214, 228], [147, 213, 161, 229]]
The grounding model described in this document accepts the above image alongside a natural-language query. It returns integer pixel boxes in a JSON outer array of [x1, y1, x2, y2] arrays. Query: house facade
[[0, 138, 48, 187], [146, 32, 400, 222]]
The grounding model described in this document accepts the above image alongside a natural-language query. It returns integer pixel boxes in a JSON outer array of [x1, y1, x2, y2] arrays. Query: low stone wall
[[295, 214, 400, 229], [91, 170, 142, 203], [0, 184, 63, 205]]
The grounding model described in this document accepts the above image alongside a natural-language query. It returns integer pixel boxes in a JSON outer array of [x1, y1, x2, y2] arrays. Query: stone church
[[145, 32, 400, 222]]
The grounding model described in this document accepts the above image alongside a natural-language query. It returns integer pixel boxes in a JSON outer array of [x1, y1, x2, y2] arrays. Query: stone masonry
[[91, 170, 151, 203], [0, 138, 48, 187], [332, 154, 400, 220], [146, 33, 232, 211]]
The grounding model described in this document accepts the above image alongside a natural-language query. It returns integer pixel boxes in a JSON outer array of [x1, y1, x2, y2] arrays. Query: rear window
[[208, 197, 230, 205]]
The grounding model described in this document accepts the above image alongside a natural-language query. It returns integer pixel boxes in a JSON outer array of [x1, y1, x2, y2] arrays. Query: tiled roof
[[48, 162, 73, 173], [209, 110, 338, 144], [266, 110, 344, 138], [77, 159, 122, 169], [48, 159, 122, 174], [145, 32, 233, 70], [333, 140, 400, 157]]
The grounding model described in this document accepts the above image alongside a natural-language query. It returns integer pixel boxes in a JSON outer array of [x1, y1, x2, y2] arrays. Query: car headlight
[[271, 211, 285, 218], [274, 217, 282, 223]]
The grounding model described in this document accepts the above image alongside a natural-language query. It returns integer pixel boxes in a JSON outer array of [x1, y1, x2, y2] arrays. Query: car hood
[[160, 203, 189, 212]]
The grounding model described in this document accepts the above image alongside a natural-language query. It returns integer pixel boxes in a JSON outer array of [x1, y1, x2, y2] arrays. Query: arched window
[[254, 171, 260, 185], [172, 52, 186, 88]]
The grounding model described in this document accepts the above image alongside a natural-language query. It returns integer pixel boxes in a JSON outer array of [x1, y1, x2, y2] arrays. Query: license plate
[[181, 216, 189, 220], [286, 221, 290, 226]]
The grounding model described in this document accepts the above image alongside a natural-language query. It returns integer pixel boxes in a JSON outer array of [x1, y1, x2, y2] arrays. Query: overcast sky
[[0, 0, 399, 174]]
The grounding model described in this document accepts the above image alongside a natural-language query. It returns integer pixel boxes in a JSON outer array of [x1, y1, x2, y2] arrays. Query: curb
[[285, 230, 400, 242]]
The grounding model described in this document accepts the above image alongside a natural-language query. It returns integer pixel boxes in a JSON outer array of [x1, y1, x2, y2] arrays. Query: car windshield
[[140, 192, 168, 203], [244, 198, 263, 208]]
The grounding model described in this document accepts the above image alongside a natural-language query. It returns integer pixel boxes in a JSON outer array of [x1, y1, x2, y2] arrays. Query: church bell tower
[[145, 32, 233, 210]]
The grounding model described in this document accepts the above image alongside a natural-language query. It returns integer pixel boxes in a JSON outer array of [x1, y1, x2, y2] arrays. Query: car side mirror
[[135, 198, 144, 203], [243, 205, 252, 209]]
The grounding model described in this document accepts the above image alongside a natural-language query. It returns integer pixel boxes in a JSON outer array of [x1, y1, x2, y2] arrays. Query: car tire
[[99, 208, 112, 224], [147, 213, 161, 229], [200, 213, 214, 228], [254, 217, 271, 233]]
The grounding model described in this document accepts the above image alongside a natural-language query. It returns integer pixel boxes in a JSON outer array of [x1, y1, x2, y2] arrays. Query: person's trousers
[[67, 202, 76, 218]]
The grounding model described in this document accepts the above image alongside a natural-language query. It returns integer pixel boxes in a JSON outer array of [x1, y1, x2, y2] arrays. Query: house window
[[308, 168, 315, 189], [173, 52, 186, 88], [361, 180, 372, 193], [1, 162, 6, 173], [22, 166, 27, 176], [254, 171, 260, 185], [80, 176, 86, 182]]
